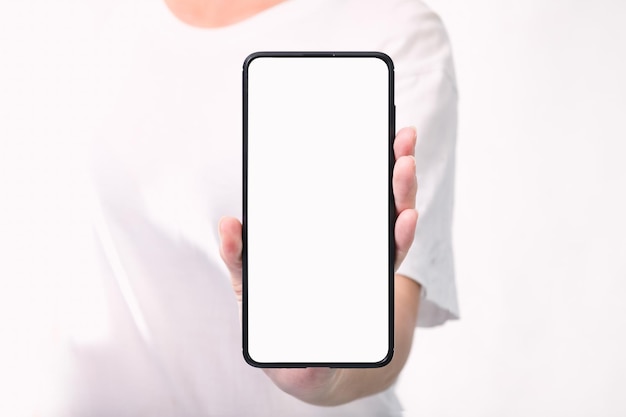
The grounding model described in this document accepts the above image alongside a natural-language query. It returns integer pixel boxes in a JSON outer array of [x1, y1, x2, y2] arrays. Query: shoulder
[[341, 0, 456, 81]]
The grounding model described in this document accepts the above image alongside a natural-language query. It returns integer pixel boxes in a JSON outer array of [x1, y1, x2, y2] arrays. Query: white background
[[2, 0, 626, 415], [396, 1, 626, 416]]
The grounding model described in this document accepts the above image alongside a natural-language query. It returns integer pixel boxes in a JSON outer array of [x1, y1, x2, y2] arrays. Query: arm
[[219, 126, 420, 406]]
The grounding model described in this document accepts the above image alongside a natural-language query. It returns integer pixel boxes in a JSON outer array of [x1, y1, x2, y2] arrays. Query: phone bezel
[[242, 51, 396, 368]]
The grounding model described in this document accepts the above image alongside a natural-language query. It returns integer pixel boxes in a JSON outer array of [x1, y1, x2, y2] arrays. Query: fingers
[[393, 127, 418, 269], [393, 125, 417, 213], [394, 208, 418, 270], [393, 126, 418, 212], [218, 216, 243, 283], [394, 126, 417, 159], [393, 154, 417, 213]]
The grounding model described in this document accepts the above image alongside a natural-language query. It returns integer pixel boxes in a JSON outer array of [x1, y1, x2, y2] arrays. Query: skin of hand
[[219, 126, 421, 406]]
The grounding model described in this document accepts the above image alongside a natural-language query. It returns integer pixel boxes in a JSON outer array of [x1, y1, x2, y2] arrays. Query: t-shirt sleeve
[[387, 1, 460, 327]]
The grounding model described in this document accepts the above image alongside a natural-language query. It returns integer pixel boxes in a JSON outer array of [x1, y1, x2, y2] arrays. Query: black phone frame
[[242, 51, 396, 368]]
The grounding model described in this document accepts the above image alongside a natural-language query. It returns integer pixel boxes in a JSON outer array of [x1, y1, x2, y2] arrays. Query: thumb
[[218, 217, 243, 301]]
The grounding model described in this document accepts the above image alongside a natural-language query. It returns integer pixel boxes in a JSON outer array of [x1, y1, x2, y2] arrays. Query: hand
[[218, 126, 418, 405]]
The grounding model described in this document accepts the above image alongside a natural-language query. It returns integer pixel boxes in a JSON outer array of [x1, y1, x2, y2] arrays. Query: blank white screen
[[246, 55, 391, 365]]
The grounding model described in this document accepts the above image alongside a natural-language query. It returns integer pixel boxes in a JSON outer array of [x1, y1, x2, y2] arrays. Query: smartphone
[[243, 52, 395, 368]]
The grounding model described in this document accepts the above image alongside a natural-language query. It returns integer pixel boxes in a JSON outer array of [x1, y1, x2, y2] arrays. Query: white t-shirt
[[69, 0, 459, 415]]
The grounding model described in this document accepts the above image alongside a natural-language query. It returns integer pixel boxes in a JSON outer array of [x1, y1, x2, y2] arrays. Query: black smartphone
[[243, 52, 395, 368]]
